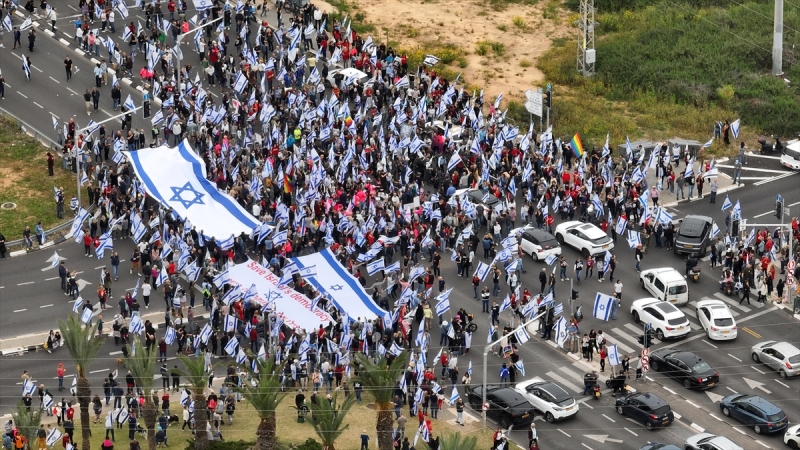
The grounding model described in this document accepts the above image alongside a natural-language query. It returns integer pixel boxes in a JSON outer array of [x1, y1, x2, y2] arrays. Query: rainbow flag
[[283, 174, 292, 194], [570, 133, 585, 158]]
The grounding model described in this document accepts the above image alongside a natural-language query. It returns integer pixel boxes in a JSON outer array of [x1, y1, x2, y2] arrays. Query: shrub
[[519, 59, 532, 68], [497, 24, 508, 31], [512, 16, 526, 28]]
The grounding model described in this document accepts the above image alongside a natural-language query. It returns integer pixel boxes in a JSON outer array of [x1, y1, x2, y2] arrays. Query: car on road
[[674, 215, 713, 256], [781, 140, 800, 170], [466, 384, 535, 428], [720, 394, 789, 434], [639, 444, 680, 450], [695, 299, 737, 340], [751, 341, 800, 378], [684, 433, 744, 450], [454, 188, 502, 210], [785, 424, 800, 448], [630, 297, 691, 340], [514, 377, 579, 422], [519, 228, 562, 261], [614, 392, 674, 430], [648, 348, 720, 389], [325, 67, 368, 88], [553, 221, 614, 257], [639, 267, 689, 305]]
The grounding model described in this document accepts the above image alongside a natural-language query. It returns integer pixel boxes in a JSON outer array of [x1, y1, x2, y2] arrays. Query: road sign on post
[[524, 89, 543, 117]]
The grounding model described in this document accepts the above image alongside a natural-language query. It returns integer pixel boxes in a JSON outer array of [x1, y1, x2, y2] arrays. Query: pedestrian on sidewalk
[[708, 178, 718, 203]]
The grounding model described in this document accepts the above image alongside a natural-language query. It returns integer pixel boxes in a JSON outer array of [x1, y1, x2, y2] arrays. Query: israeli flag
[[615, 217, 628, 235], [592, 292, 616, 321], [72, 297, 83, 313], [554, 316, 569, 348], [2, 14, 11, 33], [224, 337, 238, 356], [606, 344, 621, 365], [199, 323, 213, 344], [50, 251, 61, 269], [732, 200, 741, 219], [627, 230, 641, 249], [545, 254, 558, 266], [46, 428, 63, 447], [224, 314, 237, 332], [554, 303, 564, 316], [164, 326, 176, 345], [213, 268, 231, 288], [711, 222, 720, 238], [656, 207, 673, 225], [730, 119, 741, 139], [721, 195, 732, 211], [123, 94, 136, 111], [435, 298, 450, 316], [129, 314, 144, 334], [449, 387, 460, 405], [514, 360, 525, 376], [242, 283, 258, 302], [236, 348, 247, 364], [515, 326, 530, 344], [124, 141, 259, 240], [388, 342, 404, 357], [473, 261, 492, 282], [625, 136, 633, 156], [22, 380, 36, 397], [156, 267, 168, 286], [447, 152, 462, 173], [81, 306, 94, 324]]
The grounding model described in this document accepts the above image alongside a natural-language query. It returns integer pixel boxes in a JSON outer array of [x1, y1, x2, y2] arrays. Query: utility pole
[[773, 0, 784, 76], [577, 0, 595, 76]]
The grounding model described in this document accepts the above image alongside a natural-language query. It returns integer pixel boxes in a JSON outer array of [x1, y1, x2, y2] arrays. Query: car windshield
[[767, 412, 785, 422], [668, 285, 687, 295], [713, 318, 734, 326], [667, 317, 687, 325], [679, 220, 709, 238], [555, 397, 574, 407], [692, 361, 712, 372], [652, 405, 670, 415], [785, 147, 800, 160], [789, 354, 800, 364], [586, 235, 611, 245], [539, 238, 558, 249]]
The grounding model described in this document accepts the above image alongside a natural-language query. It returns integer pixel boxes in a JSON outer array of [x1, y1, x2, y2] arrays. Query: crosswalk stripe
[[713, 292, 751, 313], [624, 323, 643, 334], [603, 329, 636, 354], [545, 371, 583, 394], [559, 366, 586, 384]]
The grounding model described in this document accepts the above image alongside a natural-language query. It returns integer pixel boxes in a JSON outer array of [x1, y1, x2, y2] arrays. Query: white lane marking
[[17, 281, 34, 285], [45, 276, 59, 281], [32, 65, 43, 73], [14, 309, 27, 312], [75, 49, 85, 56], [686, 400, 700, 409], [601, 414, 615, 423], [67, 87, 79, 95], [17, 91, 28, 99], [702, 339, 718, 348], [728, 354, 742, 362], [558, 429, 571, 438], [709, 414, 723, 421], [109, 351, 123, 355], [754, 210, 774, 218], [67, 4, 77, 10], [754, 171, 798, 186], [33, 102, 44, 108], [624, 427, 637, 436], [726, 387, 738, 394], [50, 112, 60, 119], [89, 369, 108, 374], [59, 38, 71, 45], [40, 304, 53, 308], [673, 412, 682, 420], [545, 371, 582, 394], [663, 387, 677, 395], [776, 379, 790, 389], [581, 444, 594, 450], [690, 423, 705, 432], [732, 426, 747, 435], [751, 365, 765, 374], [755, 440, 772, 448], [49, 76, 61, 84]]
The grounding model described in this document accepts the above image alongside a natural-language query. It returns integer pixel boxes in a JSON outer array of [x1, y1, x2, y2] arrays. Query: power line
[[728, 0, 800, 37]]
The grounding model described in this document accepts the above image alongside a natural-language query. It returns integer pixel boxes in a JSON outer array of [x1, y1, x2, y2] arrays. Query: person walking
[[92, 88, 101, 111], [27, 29, 35, 51], [64, 56, 73, 81], [708, 178, 718, 203], [574, 259, 583, 285], [739, 280, 751, 306], [0, 73, 5, 98], [13, 27, 21, 49], [84, 90, 92, 115]]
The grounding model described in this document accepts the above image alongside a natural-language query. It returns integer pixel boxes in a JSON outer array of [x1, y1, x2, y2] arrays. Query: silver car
[[751, 341, 800, 378], [685, 433, 743, 450]]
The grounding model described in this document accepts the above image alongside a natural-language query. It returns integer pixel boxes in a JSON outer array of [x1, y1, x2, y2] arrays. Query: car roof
[[633, 392, 668, 407], [671, 352, 704, 366], [679, 216, 712, 236], [635, 298, 682, 316], [703, 435, 743, 450], [770, 342, 800, 356], [738, 396, 783, 414], [576, 223, 607, 239], [696, 299, 731, 313], [491, 387, 532, 405], [523, 228, 557, 241], [536, 382, 571, 400], [645, 268, 685, 282]]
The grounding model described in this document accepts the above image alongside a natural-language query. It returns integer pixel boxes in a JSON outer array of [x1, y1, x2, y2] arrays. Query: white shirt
[[614, 281, 623, 294]]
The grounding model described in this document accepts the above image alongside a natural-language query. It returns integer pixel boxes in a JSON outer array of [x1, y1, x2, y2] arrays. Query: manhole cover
[[1, 202, 17, 210]]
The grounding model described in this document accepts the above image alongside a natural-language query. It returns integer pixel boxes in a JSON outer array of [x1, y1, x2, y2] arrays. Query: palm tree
[[306, 392, 356, 450], [176, 354, 214, 450], [122, 336, 158, 450], [238, 355, 286, 450], [11, 400, 42, 445], [439, 431, 478, 450], [58, 314, 105, 450], [354, 352, 408, 450]]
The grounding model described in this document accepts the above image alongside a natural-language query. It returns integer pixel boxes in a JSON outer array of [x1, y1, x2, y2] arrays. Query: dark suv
[[615, 392, 674, 430], [720, 394, 789, 434], [674, 215, 713, 257], [466, 385, 535, 428]]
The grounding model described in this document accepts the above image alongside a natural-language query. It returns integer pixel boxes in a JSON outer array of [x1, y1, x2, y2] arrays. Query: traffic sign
[[547, 83, 552, 91], [482, 403, 490, 411], [524, 89, 543, 117]]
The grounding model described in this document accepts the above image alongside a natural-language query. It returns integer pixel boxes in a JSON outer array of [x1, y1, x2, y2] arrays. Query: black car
[[674, 215, 712, 256], [649, 349, 720, 389], [466, 385, 535, 428], [465, 188, 501, 209], [720, 394, 789, 435], [615, 392, 674, 430]]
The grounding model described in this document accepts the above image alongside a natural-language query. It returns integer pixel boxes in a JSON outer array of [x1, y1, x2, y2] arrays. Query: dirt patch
[[348, 0, 572, 100]]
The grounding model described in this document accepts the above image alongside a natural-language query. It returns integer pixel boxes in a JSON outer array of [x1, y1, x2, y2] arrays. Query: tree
[[306, 392, 356, 450], [354, 352, 408, 450], [58, 314, 105, 450], [176, 354, 214, 450], [439, 432, 478, 450], [238, 355, 287, 450], [123, 336, 158, 450], [11, 400, 42, 445]]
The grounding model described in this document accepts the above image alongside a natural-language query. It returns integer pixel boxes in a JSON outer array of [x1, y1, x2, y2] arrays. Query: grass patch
[[543, 0, 559, 21], [326, 0, 375, 33], [519, 59, 532, 68], [496, 24, 508, 32], [486, 0, 539, 10], [476, 40, 505, 57], [0, 117, 78, 237], [512, 16, 526, 28]]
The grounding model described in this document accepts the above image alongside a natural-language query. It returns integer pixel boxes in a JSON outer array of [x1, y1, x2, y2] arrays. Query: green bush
[[185, 440, 254, 450], [295, 438, 323, 450]]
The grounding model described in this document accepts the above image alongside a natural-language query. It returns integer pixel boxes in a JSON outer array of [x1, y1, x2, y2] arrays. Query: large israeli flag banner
[[593, 292, 615, 321], [125, 140, 259, 238]]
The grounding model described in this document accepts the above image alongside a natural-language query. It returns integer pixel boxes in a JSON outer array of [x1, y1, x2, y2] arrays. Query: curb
[[660, 183, 743, 209]]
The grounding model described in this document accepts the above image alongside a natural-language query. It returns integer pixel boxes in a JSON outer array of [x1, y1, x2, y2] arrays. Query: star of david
[[598, 304, 606, 310], [330, 284, 344, 291], [169, 182, 205, 209]]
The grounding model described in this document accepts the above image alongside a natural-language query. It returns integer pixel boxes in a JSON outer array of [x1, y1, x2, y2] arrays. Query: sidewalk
[[639, 157, 739, 209]]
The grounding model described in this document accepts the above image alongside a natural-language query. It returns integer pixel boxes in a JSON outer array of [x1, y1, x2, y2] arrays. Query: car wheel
[[751, 353, 760, 363], [581, 248, 590, 258], [640, 279, 646, 290], [656, 329, 665, 341], [753, 424, 762, 434], [722, 407, 731, 417], [616, 406, 624, 415], [650, 360, 659, 371], [545, 412, 555, 423], [531, 252, 539, 261], [555, 234, 564, 244], [780, 370, 788, 379], [632, 311, 640, 323], [683, 379, 692, 389], [645, 421, 653, 431], [499, 416, 511, 429], [788, 439, 798, 449]]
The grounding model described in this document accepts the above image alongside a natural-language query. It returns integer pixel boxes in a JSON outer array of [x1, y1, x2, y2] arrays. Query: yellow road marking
[[741, 327, 762, 339]]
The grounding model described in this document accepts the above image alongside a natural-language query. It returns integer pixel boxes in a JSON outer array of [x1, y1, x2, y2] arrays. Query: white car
[[519, 228, 561, 261], [630, 297, 691, 341], [785, 424, 800, 449], [685, 432, 744, 450], [695, 299, 737, 340], [325, 67, 368, 88], [639, 267, 689, 305], [514, 377, 578, 422], [553, 221, 614, 257]]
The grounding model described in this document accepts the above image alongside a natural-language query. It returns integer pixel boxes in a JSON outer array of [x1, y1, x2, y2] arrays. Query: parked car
[[514, 377, 579, 422], [614, 392, 674, 430], [751, 341, 800, 378], [785, 424, 800, 449], [554, 221, 614, 257], [519, 228, 562, 261], [466, 385, 535, 428], [674, 215, 713, 256], [648, 348, 720, 389], [684, 433, 744, 450], [630, 297, 691, 340], [639, 267, 689, 305], [720, 394, 789, 434], [695, 299, 737, 340]]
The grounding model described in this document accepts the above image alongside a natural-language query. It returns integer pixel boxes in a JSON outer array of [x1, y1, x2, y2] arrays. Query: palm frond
[[176, 354, 215, 390], [123, 336, 157, 392], [238, 355, 287, 417], [354, 352, 408, 404], [11, 400, 42, 444], [439, 431, 479, 450], [58, 314, 105, 378], [306, 392, 356, 448]]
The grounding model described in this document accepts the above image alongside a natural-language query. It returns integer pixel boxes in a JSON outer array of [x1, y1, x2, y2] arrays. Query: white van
[[780, 139, 800, 170], [639, 267, 689, 306]]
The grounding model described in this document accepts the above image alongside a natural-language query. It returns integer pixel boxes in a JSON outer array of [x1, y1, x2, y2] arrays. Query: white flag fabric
[[449, 387, 459, 405], [721, 195, 732, 211], [592, 292, 616, 321], [606, 344, 621, 365], [473, 261, 491, 282], [435, 298, 450, 316], [51, 251, 61, 269], [366, 258, 385, 276], [124, 140, 259, 238], [730, 119, 740, 139]]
